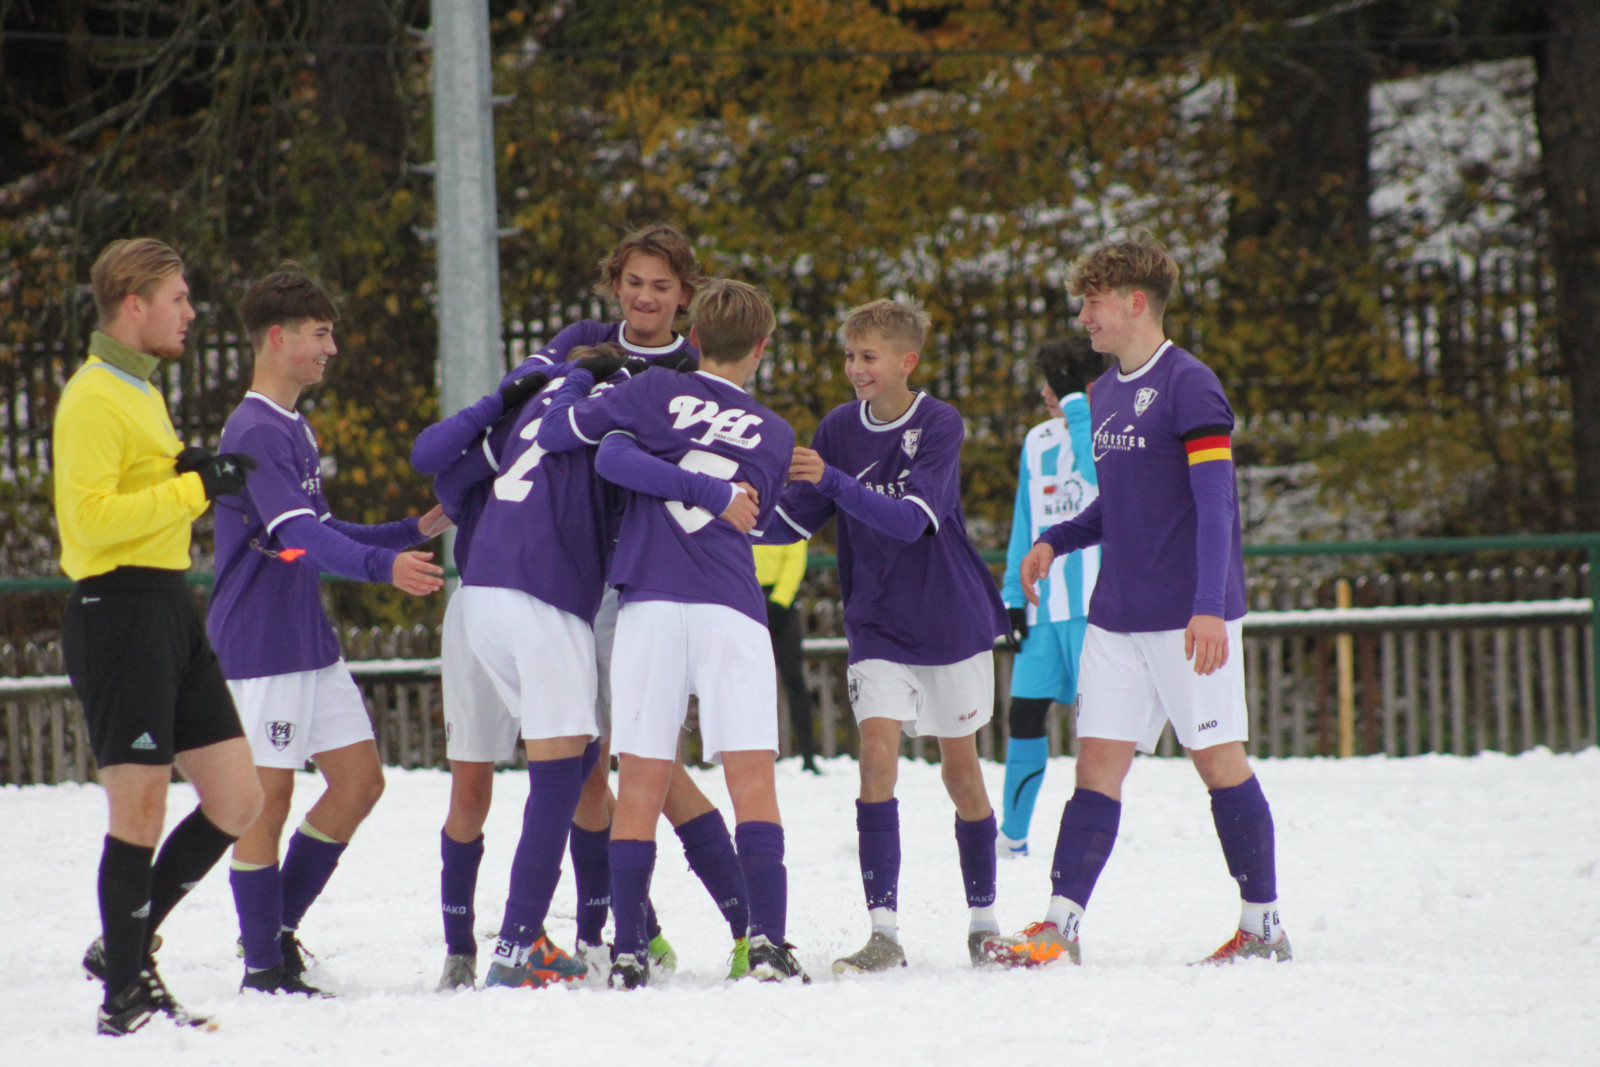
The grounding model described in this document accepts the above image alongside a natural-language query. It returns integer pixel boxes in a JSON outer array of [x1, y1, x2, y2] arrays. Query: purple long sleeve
[[1188, 460, 1235, 618], [534, 369, 597, 454], [410, 392, 504, 475], [324, 515, 424, 553], [276, 514, 396, 584], [1040, 496, 1104, 556], [814, 463, 930, 542], [594, 433, 737, 514]]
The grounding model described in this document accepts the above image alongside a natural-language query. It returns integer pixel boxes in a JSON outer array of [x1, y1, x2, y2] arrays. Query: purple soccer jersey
[[209, 393, 420, 679], [459, 377, 616, 624], [774, 393, 1007, 666], [1039, 341, 1247, 632], [544, 369, 795, 625]]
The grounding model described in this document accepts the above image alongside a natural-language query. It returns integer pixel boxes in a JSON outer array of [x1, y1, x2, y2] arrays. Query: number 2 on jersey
[[666, 449, 740, 533], [492, 419, 546, 502]]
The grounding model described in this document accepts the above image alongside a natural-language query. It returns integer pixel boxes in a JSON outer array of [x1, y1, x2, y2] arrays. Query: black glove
[[498, 370, 548, 415], [651, 351, 698, 373], [570, 352, 629, 381], [621, 356, 650, 376], [1005, 607, 1029, 652], [180, 450, 256, 499]]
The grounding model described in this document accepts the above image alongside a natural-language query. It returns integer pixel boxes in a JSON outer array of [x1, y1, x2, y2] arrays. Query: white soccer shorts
[[847, 651, 995, 739], [1074, 620, 1249, 753], [229, 661, 375, 770], [457, 585, 599, 743], [609, 599, 778, 764], [441, 588, 519, 762]]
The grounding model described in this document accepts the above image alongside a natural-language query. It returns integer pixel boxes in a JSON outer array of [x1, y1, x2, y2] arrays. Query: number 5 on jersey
[[666, 449, 740, 533], [493, 419, 546, 502]]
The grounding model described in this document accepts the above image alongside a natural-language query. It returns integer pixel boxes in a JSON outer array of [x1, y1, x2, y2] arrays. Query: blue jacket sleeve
[[410, 392, 504, 475], [277, 514, 396, 584], [1062, 392, 1096, 488], [593, 432, 737, 514], [815, 463, 930, 542], [1001, 451, 1031, 608], [1040, 496, 1104, 556], [323, 515, 424, 552]]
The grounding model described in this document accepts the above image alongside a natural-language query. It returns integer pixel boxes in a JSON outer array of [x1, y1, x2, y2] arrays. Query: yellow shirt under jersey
[[53, 354, 209, 579], [753, 541, 808, 609]]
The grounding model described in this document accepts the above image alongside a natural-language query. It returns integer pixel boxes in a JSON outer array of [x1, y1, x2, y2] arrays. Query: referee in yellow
[[753, 542, 819, 773], [54, 238, 265, 1036]]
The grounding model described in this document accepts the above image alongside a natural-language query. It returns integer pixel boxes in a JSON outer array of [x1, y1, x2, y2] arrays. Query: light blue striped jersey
[[1001, 393, 1099, 623]]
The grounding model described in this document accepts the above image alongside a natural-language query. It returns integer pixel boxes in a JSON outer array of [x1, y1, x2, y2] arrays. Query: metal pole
[[1589, 536, 1599, 748], [1335, 578, 1355, 757], [429, 0, 505, 576]]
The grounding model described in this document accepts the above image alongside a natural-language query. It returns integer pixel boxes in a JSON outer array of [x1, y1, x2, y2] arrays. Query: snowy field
[[4, 748, 1599, 1065]]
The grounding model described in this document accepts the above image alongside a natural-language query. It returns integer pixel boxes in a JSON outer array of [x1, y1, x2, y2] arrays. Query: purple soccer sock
[[279, 828, 346, 932], [569, 824, 612, 944], [440, 830, 484, 958], [856, 798, 900, 912], [1210, 775, 1278, 904], [609, 839, 657, 957], [735, 821, 788, 945], [497, 756, 585, 945], [676, 809, 750, 940], [1049, 788, 1122, 908], [954, 812, 999, 909], [645, 897, 662, 942], [230, 864, 284, 970]]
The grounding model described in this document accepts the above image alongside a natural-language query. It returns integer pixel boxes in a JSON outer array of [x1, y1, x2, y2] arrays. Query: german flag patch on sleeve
[[1183, 425, 1232, 466]]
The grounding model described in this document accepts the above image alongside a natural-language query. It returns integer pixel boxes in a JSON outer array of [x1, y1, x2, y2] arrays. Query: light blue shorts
[[1009, 615, 1088, 705]]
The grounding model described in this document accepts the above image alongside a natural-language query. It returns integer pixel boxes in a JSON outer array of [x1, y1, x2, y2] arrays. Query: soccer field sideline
[[4, 748, 1598, 1065]]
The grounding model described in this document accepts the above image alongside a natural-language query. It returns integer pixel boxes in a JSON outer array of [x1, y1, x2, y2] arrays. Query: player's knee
[[1008, 697, 1051, 740]]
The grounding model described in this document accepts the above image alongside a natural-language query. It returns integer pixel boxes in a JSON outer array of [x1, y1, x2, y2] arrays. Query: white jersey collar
[[617, 324, 687, 356], [1115, 340, 1173, 383], [245, 390, 302, 420], [858, 392, 925, 432]]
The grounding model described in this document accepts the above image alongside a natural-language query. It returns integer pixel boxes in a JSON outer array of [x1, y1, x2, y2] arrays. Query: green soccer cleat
[[648, 932, 677, 974], [726, 937, 751, 980]]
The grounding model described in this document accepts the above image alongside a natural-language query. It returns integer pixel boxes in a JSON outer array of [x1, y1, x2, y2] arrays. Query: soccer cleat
[[81, 933, 163, 983], [982, 922, 1080, 968], [996, 832, 1029, 859], [437, 953, 476, 992], [831, 931, 906, 975], [748, 935, 811, 984], [97, 973, 159, 1037], [483, 960, 547, 989], [279, 932, 315, 976], [573, 940, 609, 984], [142, 967, 213, 1029], [647, 932, 677, 973], [726, 937, 751, 980], [1194, 929, 1293, 965], [527, 934, 588, 984], [968, 930, 1000, 967], [241, 963, 334, 997], [608, 951, 650, 991]]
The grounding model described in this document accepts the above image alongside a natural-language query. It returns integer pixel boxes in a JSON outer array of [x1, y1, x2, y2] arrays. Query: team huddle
[[52, 226, 1287, 1036]]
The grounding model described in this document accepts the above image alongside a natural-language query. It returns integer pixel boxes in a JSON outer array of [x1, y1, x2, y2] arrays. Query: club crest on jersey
[[267, 721, 295, 751], [667, 396, 763, 449], [901, 428, 922, 459], [1134, 388, 1158, 416]]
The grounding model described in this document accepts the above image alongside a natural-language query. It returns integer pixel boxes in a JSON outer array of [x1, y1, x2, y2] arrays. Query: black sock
[[99, 836, 155, 997], [146, 808, 238, 954]]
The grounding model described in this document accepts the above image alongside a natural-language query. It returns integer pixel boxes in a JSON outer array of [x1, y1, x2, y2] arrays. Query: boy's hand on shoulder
[[1184, 614, 1228, 675], [788, 446, 825, 484], [1019, 543, 1055, 606], [418, 503, 454, 539], [720, 483, 760, 533], [392, 550, 445, 595]]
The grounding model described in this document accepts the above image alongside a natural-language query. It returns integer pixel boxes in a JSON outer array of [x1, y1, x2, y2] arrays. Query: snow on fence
[[1, 588, 1592, 786]]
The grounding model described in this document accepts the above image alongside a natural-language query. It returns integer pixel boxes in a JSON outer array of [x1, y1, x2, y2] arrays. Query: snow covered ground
[[5, 749, 1598, 1065]]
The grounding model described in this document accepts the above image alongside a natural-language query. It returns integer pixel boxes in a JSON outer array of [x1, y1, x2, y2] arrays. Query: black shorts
[[63, 567, 244, 768]]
